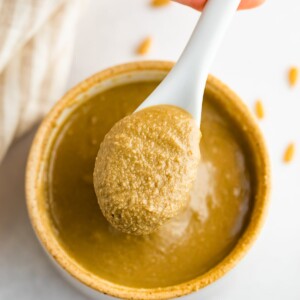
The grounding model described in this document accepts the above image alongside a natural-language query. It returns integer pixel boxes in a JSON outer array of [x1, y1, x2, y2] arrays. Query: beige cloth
[[0, 0, 83, 162]]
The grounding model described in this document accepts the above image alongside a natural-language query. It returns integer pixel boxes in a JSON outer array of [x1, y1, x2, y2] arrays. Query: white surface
[[1, 0, 300, 299]]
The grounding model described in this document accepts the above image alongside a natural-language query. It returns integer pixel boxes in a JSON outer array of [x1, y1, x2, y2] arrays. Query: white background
[[1, 0, 300, 299]]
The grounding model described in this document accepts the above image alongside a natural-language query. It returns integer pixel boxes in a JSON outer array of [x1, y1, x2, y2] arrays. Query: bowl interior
[[26, 61, 269, 300]]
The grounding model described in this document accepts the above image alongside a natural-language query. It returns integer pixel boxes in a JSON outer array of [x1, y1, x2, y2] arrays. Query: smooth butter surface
[[46, 81, 251, 288]]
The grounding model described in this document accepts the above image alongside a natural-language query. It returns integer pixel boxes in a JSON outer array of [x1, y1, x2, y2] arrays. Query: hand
[[173, 0, 265, 10]]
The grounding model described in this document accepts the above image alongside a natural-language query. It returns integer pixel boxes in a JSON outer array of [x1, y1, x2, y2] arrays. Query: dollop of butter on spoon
[[93, 105, 201, 235]]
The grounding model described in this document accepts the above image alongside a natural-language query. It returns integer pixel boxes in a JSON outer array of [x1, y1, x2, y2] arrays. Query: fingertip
[[238, 0, 266, 9], [173, 0, 266, 11], [173, 0, 206, 11]]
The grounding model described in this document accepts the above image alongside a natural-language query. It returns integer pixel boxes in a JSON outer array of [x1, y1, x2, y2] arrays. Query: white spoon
[[137, 0, 241, 125]]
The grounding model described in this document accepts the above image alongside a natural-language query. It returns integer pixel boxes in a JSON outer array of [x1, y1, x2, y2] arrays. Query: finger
[[239, 0, 265, 9], [173, 0, 265, 11]]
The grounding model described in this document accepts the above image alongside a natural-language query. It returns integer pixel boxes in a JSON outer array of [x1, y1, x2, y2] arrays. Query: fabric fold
[[0, 0, 84, 162]]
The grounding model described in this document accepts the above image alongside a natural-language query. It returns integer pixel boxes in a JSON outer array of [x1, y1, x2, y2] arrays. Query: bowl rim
[[26, 60, 270, 300]]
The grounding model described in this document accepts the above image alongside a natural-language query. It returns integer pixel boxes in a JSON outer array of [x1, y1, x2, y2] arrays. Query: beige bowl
[[26, 61, 270, 300]]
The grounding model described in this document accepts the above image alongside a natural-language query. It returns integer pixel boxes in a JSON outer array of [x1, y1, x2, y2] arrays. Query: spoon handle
[[138, 0, 241, 125]]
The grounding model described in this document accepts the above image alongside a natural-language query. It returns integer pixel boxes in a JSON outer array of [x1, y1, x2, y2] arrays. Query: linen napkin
[[0, 0, 84, 162]]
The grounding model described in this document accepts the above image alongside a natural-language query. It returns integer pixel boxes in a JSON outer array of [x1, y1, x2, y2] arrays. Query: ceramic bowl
[[26, 61, 270, 299]]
